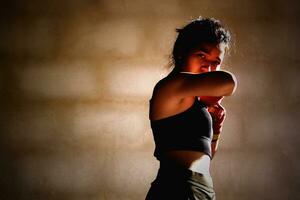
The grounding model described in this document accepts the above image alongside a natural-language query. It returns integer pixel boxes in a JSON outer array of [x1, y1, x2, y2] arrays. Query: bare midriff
[[161, 150, 211, 176]]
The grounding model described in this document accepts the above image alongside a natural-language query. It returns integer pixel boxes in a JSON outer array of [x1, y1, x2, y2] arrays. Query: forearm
[[210, 140, 219, 159], [207, 103, 225, 160], [210, 131, 221, 160]]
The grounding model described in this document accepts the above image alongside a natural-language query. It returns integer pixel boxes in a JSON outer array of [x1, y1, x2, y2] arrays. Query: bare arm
[[211, 140, 219, 160], [208, 103, 226, 160], [156, 70, 237, 100]]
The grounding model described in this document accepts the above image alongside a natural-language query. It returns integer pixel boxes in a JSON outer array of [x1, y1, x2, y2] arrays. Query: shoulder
[[152, 72, 187, 97], [149, 76, 194, 120]]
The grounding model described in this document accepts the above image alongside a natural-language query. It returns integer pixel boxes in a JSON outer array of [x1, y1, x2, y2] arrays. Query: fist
[[207, 103, 226, 134], [199, 96, 224, 106]]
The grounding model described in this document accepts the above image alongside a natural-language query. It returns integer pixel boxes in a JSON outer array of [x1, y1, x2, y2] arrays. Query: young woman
[[145, 17, 237, 200]]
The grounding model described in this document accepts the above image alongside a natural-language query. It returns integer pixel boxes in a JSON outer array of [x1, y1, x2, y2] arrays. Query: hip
[[146, 160, 215, 200]]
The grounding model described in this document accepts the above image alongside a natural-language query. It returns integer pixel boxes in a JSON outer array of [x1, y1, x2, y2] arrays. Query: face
[[180, 42, 227, 74]]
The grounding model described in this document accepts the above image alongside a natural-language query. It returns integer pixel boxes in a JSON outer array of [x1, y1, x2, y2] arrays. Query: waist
[[160, 150, 211, 176]]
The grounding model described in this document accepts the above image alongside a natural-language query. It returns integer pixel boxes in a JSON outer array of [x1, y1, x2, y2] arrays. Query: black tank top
[[149, 97, 213, 160]]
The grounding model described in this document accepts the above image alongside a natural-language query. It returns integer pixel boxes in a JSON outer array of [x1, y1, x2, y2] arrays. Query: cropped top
[[149, 97, 213, 160]]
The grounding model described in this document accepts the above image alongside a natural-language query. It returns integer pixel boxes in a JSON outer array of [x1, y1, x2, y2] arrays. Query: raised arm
[[155, 70, 237, 100]]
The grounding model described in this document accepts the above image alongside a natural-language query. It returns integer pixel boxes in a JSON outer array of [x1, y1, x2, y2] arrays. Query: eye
[[197, 53, 205, 59]]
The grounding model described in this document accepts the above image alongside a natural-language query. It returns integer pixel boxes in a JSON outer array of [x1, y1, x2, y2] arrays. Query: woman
[[145, 17, 237, 200]]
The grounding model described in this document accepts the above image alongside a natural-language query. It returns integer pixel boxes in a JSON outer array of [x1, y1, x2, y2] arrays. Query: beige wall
[[1, 0, 300, 199]]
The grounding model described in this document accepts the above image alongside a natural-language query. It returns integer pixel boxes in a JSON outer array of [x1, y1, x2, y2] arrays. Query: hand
[[207, 103, 226, 134]]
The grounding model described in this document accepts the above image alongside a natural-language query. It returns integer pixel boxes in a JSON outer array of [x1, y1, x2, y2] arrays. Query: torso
[[149, 95, 211, 176]]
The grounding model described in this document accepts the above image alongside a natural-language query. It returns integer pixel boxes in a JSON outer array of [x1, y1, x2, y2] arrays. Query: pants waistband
[[155, 161, 214, 189]]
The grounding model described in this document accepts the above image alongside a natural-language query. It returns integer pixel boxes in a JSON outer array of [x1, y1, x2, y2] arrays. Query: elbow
[[222, 72, 237, 96]]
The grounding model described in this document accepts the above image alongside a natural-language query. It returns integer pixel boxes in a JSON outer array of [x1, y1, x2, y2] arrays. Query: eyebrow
[[197, 48, 221, 62]]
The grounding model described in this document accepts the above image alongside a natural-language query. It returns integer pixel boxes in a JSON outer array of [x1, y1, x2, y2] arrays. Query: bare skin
[[149, 42, 237, 176]]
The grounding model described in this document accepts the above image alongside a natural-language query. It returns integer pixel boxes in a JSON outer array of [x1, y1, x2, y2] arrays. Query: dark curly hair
[[168, 16, 231, 73]]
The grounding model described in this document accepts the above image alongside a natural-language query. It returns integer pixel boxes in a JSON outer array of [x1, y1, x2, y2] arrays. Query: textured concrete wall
[[1, 0, 300, 199]]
